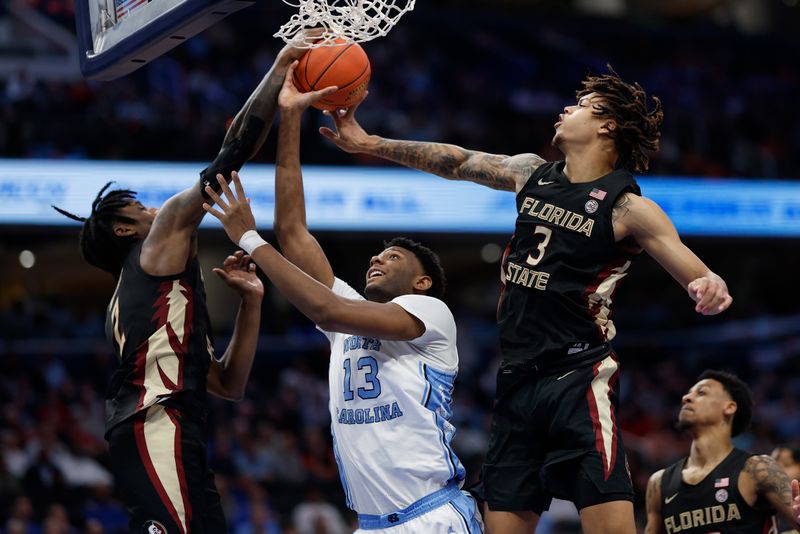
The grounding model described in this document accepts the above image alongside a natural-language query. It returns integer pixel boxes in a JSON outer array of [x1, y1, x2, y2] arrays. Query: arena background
[[1, 0, 799, 532]]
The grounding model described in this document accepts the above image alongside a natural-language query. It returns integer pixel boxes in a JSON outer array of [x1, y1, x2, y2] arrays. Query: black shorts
[[481, 351, 633, 514], [107, 404, 226, 534]]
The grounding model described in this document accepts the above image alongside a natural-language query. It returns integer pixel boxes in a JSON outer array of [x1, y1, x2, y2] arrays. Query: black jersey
[[104, 241, 214, 435], [498, 161, 640, 362], [660, 448, 777, 534]]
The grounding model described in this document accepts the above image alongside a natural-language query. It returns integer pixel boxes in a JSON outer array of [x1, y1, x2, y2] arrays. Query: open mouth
[[367, 269, 385, 281]]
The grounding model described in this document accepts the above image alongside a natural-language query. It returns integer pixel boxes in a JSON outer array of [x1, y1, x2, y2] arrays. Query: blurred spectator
[[291, 489, 349, 534], [1, 5, 799, 179]]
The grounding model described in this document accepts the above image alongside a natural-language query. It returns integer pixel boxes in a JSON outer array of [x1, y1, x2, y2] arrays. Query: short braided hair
[[577, 65, 664, 173], [52, 182, 139, 278]]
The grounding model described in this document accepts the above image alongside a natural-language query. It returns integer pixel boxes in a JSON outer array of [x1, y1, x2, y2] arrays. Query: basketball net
[[274, 0, 415, 47]]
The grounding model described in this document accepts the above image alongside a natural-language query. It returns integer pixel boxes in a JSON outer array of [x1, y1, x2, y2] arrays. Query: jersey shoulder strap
[[521, 160, 560, 192], [661, 457, 687, 497]]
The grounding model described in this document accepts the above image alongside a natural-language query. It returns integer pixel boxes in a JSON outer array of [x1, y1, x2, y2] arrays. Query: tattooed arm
[[140, 45, 306, 276], [611, 192, 732, 315], [745, 455, 800, 527], [319, 104, 545, 193], [645, 470, 665, 534]]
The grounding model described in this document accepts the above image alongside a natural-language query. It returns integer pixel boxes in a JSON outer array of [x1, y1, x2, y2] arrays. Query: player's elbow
[[208, 382, 245, 402], [273, 220, 310, 246]]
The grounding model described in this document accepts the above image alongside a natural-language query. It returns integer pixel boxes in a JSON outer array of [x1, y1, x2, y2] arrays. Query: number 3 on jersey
[[526, 225, 553, 266], [343, 356, 382, 400]]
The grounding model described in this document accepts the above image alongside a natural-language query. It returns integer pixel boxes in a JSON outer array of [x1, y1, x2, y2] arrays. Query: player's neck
[[687, 429, 734, 470], [562, 149, 616, 184]]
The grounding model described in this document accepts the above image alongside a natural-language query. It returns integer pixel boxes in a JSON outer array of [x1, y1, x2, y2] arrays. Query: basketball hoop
[[274, 0, 415, 48]]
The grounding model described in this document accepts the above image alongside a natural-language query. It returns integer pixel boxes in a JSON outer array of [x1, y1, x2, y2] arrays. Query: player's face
[[552, 93, 611, 148], [113, 200, 158, 239], [364, 246, 427, 303], [677, 379, 736, 433]]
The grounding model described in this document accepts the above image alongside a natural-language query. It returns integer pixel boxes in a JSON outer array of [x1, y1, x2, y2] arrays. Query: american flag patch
[[714, 477, 729, 488], [589, 188, 607, 200]]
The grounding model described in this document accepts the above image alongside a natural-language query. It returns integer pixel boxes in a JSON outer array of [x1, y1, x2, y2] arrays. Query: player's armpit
[[746, 455, 800, 526], [645, 470, 665, 534]]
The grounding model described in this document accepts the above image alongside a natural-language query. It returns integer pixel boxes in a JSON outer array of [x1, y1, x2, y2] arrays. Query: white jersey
[[319, 278, 466, 516]]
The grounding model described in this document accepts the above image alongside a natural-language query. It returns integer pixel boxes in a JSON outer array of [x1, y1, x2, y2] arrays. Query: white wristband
[[238, 230, 268, 255]]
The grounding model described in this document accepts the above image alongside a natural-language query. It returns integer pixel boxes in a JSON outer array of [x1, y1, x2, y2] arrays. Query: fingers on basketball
[[293, 38, 371, 112]]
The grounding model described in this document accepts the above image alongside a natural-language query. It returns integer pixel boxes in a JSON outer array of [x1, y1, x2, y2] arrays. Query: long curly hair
[[577, 65, 664, 173]]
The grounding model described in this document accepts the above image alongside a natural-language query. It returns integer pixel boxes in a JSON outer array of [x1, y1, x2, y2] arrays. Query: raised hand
[[318, 96, 373, 153], [688, 276, 732, 315], [279, 61, 338, 113], [213, 250, 264, 299], [202, 171, 257, 245]]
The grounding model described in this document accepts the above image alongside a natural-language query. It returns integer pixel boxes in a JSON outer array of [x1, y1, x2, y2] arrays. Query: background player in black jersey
[[317, 68, 732, 534], [52, 43, 308, 532], [645, 370, 800, 534]]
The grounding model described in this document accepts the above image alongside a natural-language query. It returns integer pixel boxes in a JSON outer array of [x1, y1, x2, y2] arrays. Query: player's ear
[[599, 120, 617, 138], [113, 221, 137, 238], [723, 400, 738, 418], [413, 275, 432, 293]]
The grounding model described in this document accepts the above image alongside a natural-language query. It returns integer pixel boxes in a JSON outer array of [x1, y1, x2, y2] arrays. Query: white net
[[274, 0, 415, 48]]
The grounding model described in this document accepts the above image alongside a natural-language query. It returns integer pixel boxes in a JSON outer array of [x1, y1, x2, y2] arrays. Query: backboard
[[75, 0, 254, 81]]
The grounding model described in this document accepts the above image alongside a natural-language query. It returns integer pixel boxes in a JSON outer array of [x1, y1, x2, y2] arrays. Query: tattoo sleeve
[[612, 192, 633, 224], [167, 62, 289, 227], [747, 455, 793, 508], [372, 138, 544, 192], [647, 472, 662, 512]]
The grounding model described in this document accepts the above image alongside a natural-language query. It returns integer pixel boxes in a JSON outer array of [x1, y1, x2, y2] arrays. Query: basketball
[[293, 39, 371, 111]]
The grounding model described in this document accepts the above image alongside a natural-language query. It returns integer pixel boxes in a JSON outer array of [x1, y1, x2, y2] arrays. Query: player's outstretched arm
[[274, 61, 339, 287], [319, 104, 545, 193], [203, 172, 426, 341], [205, 251, 263, 401], [613, 193, 732, 315], [644, 470, 665, 534], [745, 455, 800, 528], [140, 43, 309, 276]]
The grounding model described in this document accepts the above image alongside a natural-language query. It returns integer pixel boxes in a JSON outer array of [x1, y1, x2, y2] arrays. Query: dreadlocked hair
[[384, 237, 447, 299], [577, 65, 664, 173], [52, 182, 139, 278]]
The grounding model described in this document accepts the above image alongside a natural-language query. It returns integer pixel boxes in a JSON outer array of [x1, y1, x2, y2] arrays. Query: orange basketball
[[293, 39, 371, 111]]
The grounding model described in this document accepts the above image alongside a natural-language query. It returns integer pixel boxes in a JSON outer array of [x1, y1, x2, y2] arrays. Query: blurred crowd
[[1, 289, 799, 533], [0, 4, 799, 178]]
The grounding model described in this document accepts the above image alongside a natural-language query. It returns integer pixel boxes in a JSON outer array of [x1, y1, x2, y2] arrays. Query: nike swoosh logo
[[556, 370, 576, 381], [665, 493, 679, 504], [538, 178, 556, 186]]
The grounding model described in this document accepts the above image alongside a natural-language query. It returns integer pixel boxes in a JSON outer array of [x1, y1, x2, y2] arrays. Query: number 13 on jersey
[[343, 356, 382, 400]]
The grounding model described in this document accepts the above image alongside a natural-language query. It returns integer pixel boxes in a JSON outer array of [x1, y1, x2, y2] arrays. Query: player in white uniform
[[202, 62, 483, 533]]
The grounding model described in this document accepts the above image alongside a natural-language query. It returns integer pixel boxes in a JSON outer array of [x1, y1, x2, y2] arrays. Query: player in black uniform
[[51, 43, 309, 533], [317, 67, 732, 533], [645, 370, 800, 534]]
